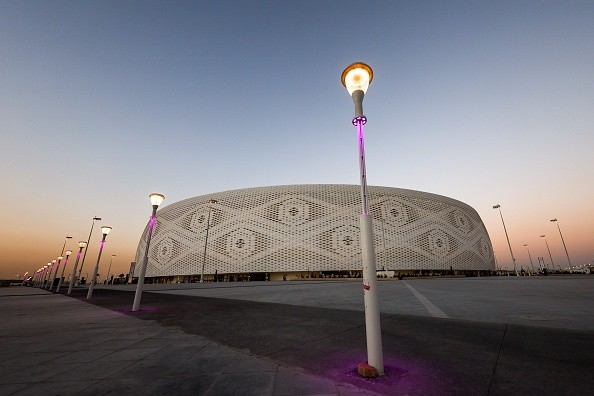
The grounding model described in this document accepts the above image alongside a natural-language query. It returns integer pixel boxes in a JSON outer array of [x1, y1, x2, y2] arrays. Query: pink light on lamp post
[[341, 62, 384, 377]]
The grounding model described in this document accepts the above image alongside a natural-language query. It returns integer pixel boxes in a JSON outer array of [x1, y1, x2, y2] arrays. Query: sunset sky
[[1, 1, 593, 279]]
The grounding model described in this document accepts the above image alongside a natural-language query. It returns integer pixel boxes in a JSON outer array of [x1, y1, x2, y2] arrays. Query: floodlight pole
[[342, 62, 384, 376], [493, 204, 517, 275]]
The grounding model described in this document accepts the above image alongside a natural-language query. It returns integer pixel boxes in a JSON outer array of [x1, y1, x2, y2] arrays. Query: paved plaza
[[1, 275, 593, 395]]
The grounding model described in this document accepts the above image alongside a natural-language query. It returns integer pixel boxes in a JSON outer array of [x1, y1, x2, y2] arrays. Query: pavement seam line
[[487, 323, 508, 395], [402, 281, 449, 318]]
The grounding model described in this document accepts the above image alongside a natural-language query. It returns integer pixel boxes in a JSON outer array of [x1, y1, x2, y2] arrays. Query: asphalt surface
[[2, 276, 593, 395]]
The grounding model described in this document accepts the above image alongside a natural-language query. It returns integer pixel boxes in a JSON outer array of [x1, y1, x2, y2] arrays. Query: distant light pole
[[523, 244, 535, 275], [78, 217, 101, 284], [45, 260, 57, 289], [132, 193, 165, 311], [55, 250, 72, 292], [493, 204, 517, 275], [87, 226, 112, 299], [342, 61, 384, 376], [40, 264, 50, 287], [105, 254, 116, 285], [60, 236, 73, 257], [200, 199, 218, 283], [540, 235, 554, 270], [550, 218, 572, 268], [68, 241, 87, 294]]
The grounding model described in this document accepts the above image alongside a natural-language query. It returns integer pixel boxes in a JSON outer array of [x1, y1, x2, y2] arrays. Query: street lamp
[[200, 199, 218, 283], [132, 193, 165, 311], [45, 260, 57, 289], [87, 226, 112, 299], [68, 241, 87, 294], [56, 250, 72, 292], [105, 254, 116, 285], [540, 235, 554, 271], [342, 61, 384, 376], [493, 204, 517, 275], [78, 217, 101, 284], [40, 263, 50, 287], [523, 244, 535, 275], [550, 218, 572, 268]]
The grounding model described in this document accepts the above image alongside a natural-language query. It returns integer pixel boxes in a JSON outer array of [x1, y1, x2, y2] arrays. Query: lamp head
[[79, 241, 87, 249], [493, 204, 501, 209], [149, 193, 165, 207], [93, 217, 101, 221], [52, 260, 56, 264], [550, 218, 557, 222], [66, 236, 72, 239], [523, 244, 528, 247], [341, 62, 373, 95], [66, 250, 72, 256], [58, 256, 63, 261], [540, 235, 545, 238], [101, 226, 112, 235]]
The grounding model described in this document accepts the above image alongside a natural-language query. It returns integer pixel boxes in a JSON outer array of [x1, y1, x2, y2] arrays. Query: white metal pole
[[132, 207, 158, 311], [87, 234, 107, 299], [56, 253, 71, 292], [355, 115, 384, 376], [67, 247, 84, 294]]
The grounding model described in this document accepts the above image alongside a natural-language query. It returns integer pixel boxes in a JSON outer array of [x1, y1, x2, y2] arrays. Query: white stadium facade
[[134, 185, 495, 282]]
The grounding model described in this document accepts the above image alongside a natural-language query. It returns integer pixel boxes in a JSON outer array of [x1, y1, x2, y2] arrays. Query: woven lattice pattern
[[134, 185, 495, 276]]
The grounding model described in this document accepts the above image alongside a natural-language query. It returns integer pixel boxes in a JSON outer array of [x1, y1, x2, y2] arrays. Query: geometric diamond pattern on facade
[[134, 184, 495, 277]]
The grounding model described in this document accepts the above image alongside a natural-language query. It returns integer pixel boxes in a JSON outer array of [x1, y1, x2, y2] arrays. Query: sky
[[1, 1, 593, 279]]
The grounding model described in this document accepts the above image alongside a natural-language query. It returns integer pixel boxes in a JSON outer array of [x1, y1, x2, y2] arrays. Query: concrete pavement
[[2, 276, 594, 395]]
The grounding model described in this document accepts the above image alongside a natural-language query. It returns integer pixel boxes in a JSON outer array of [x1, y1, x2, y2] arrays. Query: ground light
[[341, 62, 384, 377], [132, 193, 165, 311], [87, 226, 112, 299]]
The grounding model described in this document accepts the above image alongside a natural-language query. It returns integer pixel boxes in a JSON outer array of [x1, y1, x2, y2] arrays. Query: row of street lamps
[[493, 205, 573, 273], [31, 62, 384, 376]]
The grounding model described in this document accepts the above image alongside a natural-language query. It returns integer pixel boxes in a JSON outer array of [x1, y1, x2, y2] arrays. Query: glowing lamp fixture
[[342, 62, 373, 118], [341, 62, 373, 95], [79, 241, 87, 249], [66, 250, 72, 256], [101, 226, 112, 235], [58, 256, 63, 261], [150, 193, 165, 208]]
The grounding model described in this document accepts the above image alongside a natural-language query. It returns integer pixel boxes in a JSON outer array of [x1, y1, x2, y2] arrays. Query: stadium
[[134, 185, 495, 282]]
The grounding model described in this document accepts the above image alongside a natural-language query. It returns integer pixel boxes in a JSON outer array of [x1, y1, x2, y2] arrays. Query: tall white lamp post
[[78, 217, 101, 284], [106, 254, 116, 284], [550, 218, 572, 268], [68, 241, 87, 294], [200, 199, 218, 283], [341, 62, 384, 376], [56, 250, 72, 292], [87, 226, 112, 299], [493, 204, 517, 275], [45, 259, 57, 289], [540, 235, 555, 270], [523, 244, 534, 275], [132, 193, 165, 311]]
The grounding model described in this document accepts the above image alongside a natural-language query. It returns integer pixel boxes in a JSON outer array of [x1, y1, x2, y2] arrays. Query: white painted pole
[[132, 206, 158, 311]]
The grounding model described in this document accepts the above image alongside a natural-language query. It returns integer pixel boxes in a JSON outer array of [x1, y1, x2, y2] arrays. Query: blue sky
[[1, 1, 593, 277]]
